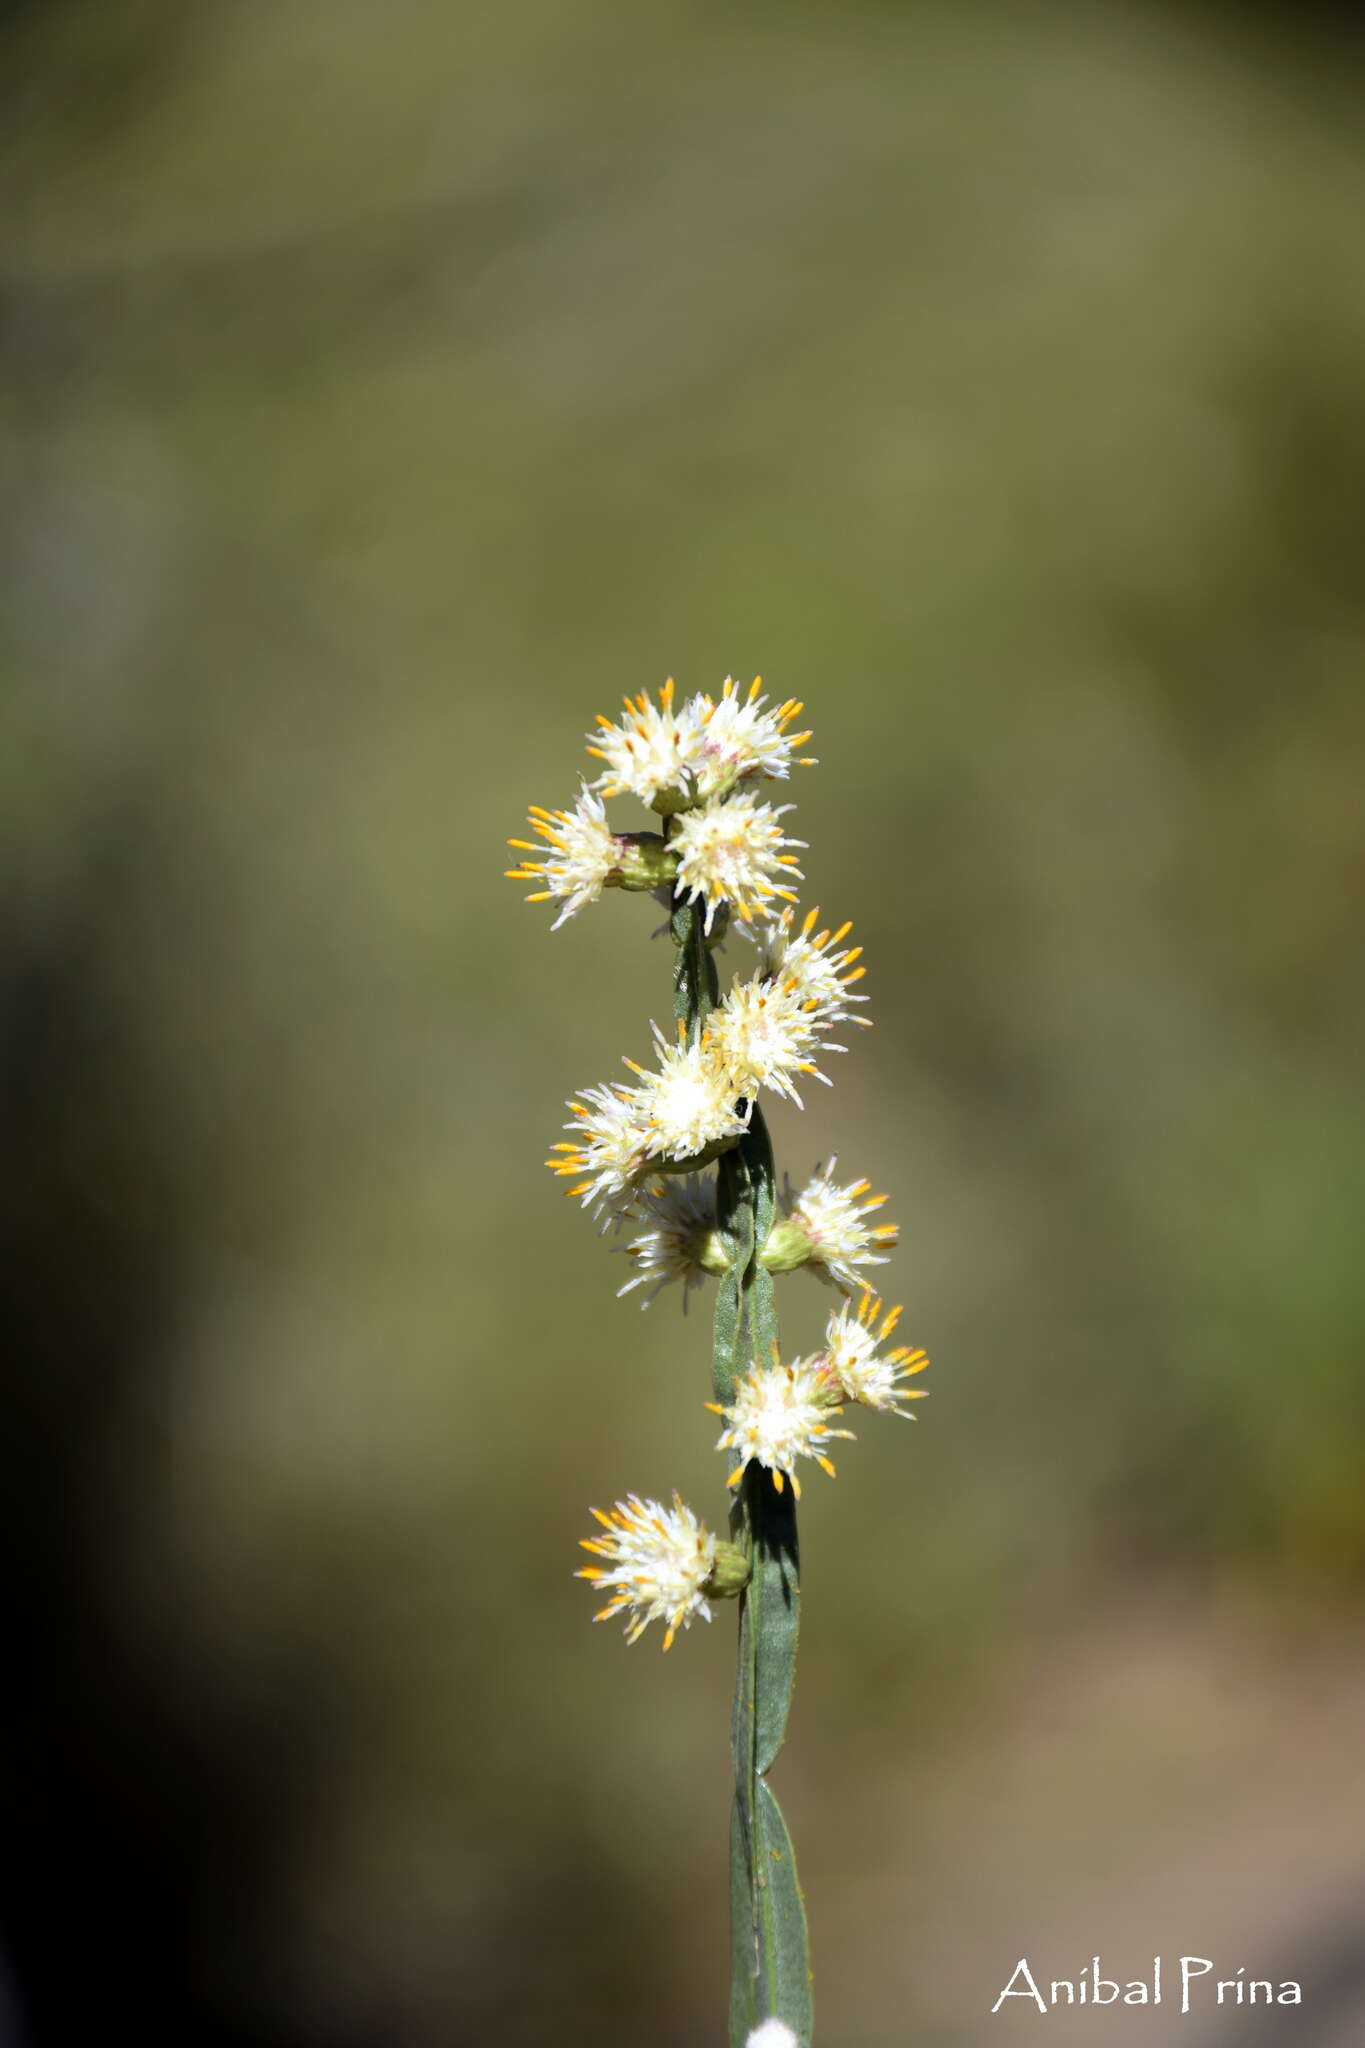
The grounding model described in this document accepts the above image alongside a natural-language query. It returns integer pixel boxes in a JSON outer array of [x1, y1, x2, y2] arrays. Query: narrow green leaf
[[729, 1761, 813, 2046], [729, 1795, 758, 2047], [752, 1778, 814, 2045], [729, 1481, 758, 1788], [729, 1467, 804, 2009], [712, 1146, 754, 1407], [737, 1104, 779, 1370], [712, 1267, 744, 1411], [750, 1472, 800, 1774]]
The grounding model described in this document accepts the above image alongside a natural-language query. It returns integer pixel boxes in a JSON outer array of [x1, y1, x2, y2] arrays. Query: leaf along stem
[[670, 892, 813, 2047]]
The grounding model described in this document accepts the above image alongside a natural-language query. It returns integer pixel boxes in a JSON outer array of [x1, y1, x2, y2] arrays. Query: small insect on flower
[[617, 1174, 724, 1309], [576, 1493, 719, 1649], [709, 1349, 855, 1498], [823, 1292, 929, 1416], [767, 1157, 900, 1292], [682, 675, 817, 799], [670, 791, 805, 934], [585, 678, 696, 812]]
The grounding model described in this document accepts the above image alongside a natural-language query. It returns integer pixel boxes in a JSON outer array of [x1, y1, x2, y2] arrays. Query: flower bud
[[758, 1216, 813, 1275], [694, 1228, 732, 1276], [649, 778, 700, 818], [609, 832, 679, 893], [704, 1541, 753, 1600]]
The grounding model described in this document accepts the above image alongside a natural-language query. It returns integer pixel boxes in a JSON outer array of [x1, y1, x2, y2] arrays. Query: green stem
[[671, 893, 718, 1038], [670, 894, 813, 2047]]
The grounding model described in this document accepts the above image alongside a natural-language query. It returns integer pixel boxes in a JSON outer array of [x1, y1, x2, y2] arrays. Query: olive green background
[[4, 4, 1365, 2043]]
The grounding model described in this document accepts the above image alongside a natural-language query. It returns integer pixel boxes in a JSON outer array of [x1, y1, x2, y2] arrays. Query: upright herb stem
[[670, 892, 813, 2047]]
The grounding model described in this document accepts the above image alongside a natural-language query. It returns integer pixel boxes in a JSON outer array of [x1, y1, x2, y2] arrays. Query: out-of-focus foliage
[[3, 4, 1365, 2044]]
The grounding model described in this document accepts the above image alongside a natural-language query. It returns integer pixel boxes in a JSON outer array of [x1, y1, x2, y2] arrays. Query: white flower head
[[548, 1080, 654, 1222], [586, 679, 694, 811], [683, 675, 817, 799], [782, 1157, 899, 1292], [754, 904, 871, 1036], [628, 1022, 750, 1163], [576, 1493, 717, 1649], [671, 791, 805, 934], [746, 2025, 800, 2048], [824, 1293, 928, 1416], [710, 1352, 854, 1497], [617, 1174, 718, 1309], [708, 974, 825, 1106], [507, 786, 620, 929]]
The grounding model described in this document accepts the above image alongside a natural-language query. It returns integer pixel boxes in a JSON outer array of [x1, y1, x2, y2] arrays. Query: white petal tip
[[746, 2024, 800, 2048]]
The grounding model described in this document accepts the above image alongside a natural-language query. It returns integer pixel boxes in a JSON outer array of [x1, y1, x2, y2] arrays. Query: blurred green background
[[4, 3, 1365, 2043]]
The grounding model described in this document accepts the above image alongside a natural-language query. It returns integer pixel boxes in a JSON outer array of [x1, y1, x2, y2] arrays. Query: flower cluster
[[617, 1158, 898, 1309], [672, 789, 805, 933], [710, 1347, 854, 1499], [505, 788, 620, 928], [576, 1493, 749, 1651], [821, 1292, 929, 1416], [615, 1174, 725, 1308], [508, 677, 929, 1649], [767, 1158, 899, 1291], [546, 901, 880, 1224], [511, 678, 814, 935], [587, 675, 815, 811], [705, 1295, 928, 1499], [506, 788, 680, 929], [547, 1022, 752, 1224]]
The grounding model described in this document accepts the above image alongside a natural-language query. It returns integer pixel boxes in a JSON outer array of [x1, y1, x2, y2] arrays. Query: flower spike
[[511, 677, 932, 2038]]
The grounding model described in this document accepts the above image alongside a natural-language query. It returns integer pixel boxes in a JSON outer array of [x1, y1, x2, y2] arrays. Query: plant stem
[[670, 893, 813, 2046], [671, 893, 719, 1038]]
